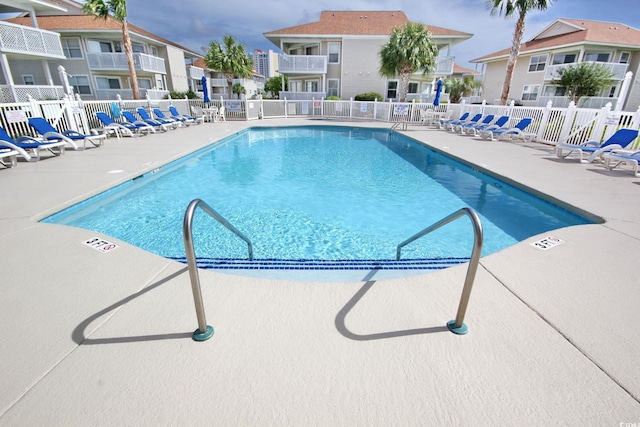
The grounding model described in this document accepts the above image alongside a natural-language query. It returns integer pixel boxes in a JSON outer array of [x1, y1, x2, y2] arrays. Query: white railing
[[0, 21, 64, 58], [537, 96, 617, 109], [189, 66, 205, 80], [278, 55, 327, 74], [544, 62, 628, 80], [0, 84, 65, 102], [210, 79, 228, 87], [435, 56, 455, 75], [279, 91, 326, 101], [87, 52, 166, 74], [407, 93, 451, 103], [92, 88, 169, 100]]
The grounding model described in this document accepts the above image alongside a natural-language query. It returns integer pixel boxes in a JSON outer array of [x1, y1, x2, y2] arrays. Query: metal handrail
[[396, 207, 483, 335], [183, 198, 253, 341]]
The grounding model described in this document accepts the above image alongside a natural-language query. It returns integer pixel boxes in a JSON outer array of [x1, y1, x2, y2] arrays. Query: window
[[521, 84, 539, 101], [305, 80, 318, 92], [584, 52, 610, 62], [156, 78, 164, 90], [289, 80, 302, 92], [69, 75, 91, 95], [289, 48, 299, 55], [528, 55, 546, 72], [87, 40, 113, 53], [151, 46, 159, 57], [408, 82, 419, 94], [327, 79, 339, 97], [61, 38, 82, 59], [138, 79, 152, 89], [552, 53, 577, 65], [543, 85, 566, 96], [328, 42, 340, 63], [386, 81, 398, 100], [96, 77, 121, 90], [113, 42, 122, 53], [132, 44, 145, 54], [609, 86, 617, 97], [619, 52, 630, 64], [22, 75, 34, 85]]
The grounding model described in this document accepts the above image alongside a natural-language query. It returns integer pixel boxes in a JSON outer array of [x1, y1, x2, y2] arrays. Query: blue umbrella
[[433, 78, 443, 107], [201, 76, 210, 104]]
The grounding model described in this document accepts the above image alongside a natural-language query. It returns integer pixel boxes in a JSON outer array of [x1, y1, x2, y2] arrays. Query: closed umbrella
[[433, 78, 443, 107], [201, 76, 210, 104]]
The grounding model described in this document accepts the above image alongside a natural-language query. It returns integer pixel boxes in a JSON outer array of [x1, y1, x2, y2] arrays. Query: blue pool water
[[43, 126, 592, 278]]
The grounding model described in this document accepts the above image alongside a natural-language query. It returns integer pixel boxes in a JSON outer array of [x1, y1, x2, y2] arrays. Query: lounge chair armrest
[[43, 131, 71, 143]]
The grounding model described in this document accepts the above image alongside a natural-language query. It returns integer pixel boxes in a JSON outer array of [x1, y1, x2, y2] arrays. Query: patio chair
[[0, 126, 66, 162], [190, 106, 207, 124], [169, 106, 201, 125], [449, 113, 481, 132], [216, 106, 226, 122], [0, 146, 18, 168], [456, 114, 494, 134], [123, 111, 166, 133], [95, 112, 145, 137], [478, 118, 533, 141], [603, 149, 640, 177], [464, 115, 509, 136], [137, 108, 175, 130], [439, 112, 469, 130], [152, 108, 185, 127], [28, 117, 106, 151], [555, 128, 639, 164]]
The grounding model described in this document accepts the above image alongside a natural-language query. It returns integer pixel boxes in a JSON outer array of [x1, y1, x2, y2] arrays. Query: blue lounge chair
[[0, 146, 18, 168], [479, 117, 533, 141], [28, 117, 106, 150], [136, 108, 174, 130], [439, 112, 469, 130], [96, 112, 147, 137], [451, 113, 485, 133], [457, 115, 494, 134], [555, 128, 639, 163], [464, 115, 509, 136], [604, 149, 640, 177], [168, 106, 200, 125], [0, 126, 66, 162], [122, 111, 165, 133], [153, 108, 186, 127]]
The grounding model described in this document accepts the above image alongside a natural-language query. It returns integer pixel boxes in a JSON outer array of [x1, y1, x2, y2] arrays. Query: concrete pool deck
[[1, 118, 639, 425]]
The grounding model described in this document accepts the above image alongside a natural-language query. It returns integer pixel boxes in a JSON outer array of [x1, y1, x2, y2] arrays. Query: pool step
[[167, 257, 471, 271]]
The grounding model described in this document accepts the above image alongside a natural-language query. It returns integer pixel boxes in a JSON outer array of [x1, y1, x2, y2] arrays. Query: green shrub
[[325, 95, 341, 100], [354, 92, 383, 101], [166, 89, 199, 99]]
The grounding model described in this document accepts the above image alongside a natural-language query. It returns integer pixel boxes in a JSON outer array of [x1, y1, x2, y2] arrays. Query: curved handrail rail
[[396, 207, 483, 335], [183, 198, 253, 341]]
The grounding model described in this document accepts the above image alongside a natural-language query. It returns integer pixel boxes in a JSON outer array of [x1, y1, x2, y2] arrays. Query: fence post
[[591, 102, 612, 142], [615, 71, 633, 111], [373, 99, 378, 120], [536, 101, 553, 142], [558, 101, 576, 143], [75, 93, 91, 134], [631, 105, 640, 130], [349, 97, 354, 119], [284, 97, 288, 119], [27, 94, 40, 118], [62, 94, 80, 132]]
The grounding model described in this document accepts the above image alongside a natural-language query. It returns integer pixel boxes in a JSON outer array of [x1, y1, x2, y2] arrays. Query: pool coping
[[1, 118, 639, 424]]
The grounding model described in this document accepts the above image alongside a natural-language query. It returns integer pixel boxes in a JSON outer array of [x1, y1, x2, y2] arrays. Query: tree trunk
[[500, 13, 526, 105], [226, 73, 234, 99], [398, 69, 411, 102], [122, 19, 140, 100]]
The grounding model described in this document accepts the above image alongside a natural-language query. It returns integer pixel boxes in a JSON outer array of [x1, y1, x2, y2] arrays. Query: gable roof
[[7, 14, 202, 58], [264, 10, 471, 39], [472, 18, 640, 63]]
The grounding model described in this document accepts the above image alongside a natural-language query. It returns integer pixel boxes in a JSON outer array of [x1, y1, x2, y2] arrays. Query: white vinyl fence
[[1, 95, 639, 150]]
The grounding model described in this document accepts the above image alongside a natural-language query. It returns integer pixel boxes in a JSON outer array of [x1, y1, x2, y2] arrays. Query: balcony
[[93, 88, 169, 100], [544, 62, 628, 80], [278, 55, 327, 74], [0, 21, 64, 59], [189, 66, 205, 80], [210, 79, 228, 87], [87, 52, 166, 74], [434, 56, 455, 75]]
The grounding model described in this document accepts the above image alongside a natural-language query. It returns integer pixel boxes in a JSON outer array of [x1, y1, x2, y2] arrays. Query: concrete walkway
[[1, 119, 639, 425]]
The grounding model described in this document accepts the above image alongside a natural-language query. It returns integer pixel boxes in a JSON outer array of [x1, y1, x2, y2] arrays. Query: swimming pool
[[43, 126, 592, 280]]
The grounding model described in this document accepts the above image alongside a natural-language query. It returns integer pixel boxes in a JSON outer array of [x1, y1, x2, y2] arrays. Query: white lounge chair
[[28, 117, 106, 150], [0, 126, 66, 162], [0, 146, 18, 168], [479, 118, 533, 141], [603, 149, 640, 177], [555, 128, 639, 164]]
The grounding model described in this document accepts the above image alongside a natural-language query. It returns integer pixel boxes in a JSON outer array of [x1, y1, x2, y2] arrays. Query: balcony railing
[[189, 66, 205, 80], [536, 96, 617, 109], [93, 88, 169, 100], [278, 55, 327, 74], [435, 56, 455, 75], [0, 84, 65, 102], [544, 62, 628, 80], [210, 78, 228, 87], [279, 91, 326, 100], [87, 52, 166, 74], [0, 21, 64, 58]]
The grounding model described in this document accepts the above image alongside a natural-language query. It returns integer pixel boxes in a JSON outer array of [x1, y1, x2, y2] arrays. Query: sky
[[124, 0, 640, 70]]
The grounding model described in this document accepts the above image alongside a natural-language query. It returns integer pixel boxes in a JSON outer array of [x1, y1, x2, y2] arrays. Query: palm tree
[[445, 77, 483, 103], [205, 35, 253, 99], [379, 22, 438, 102], [83, 0, 140, 99], [488, 0, 554, 105]]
